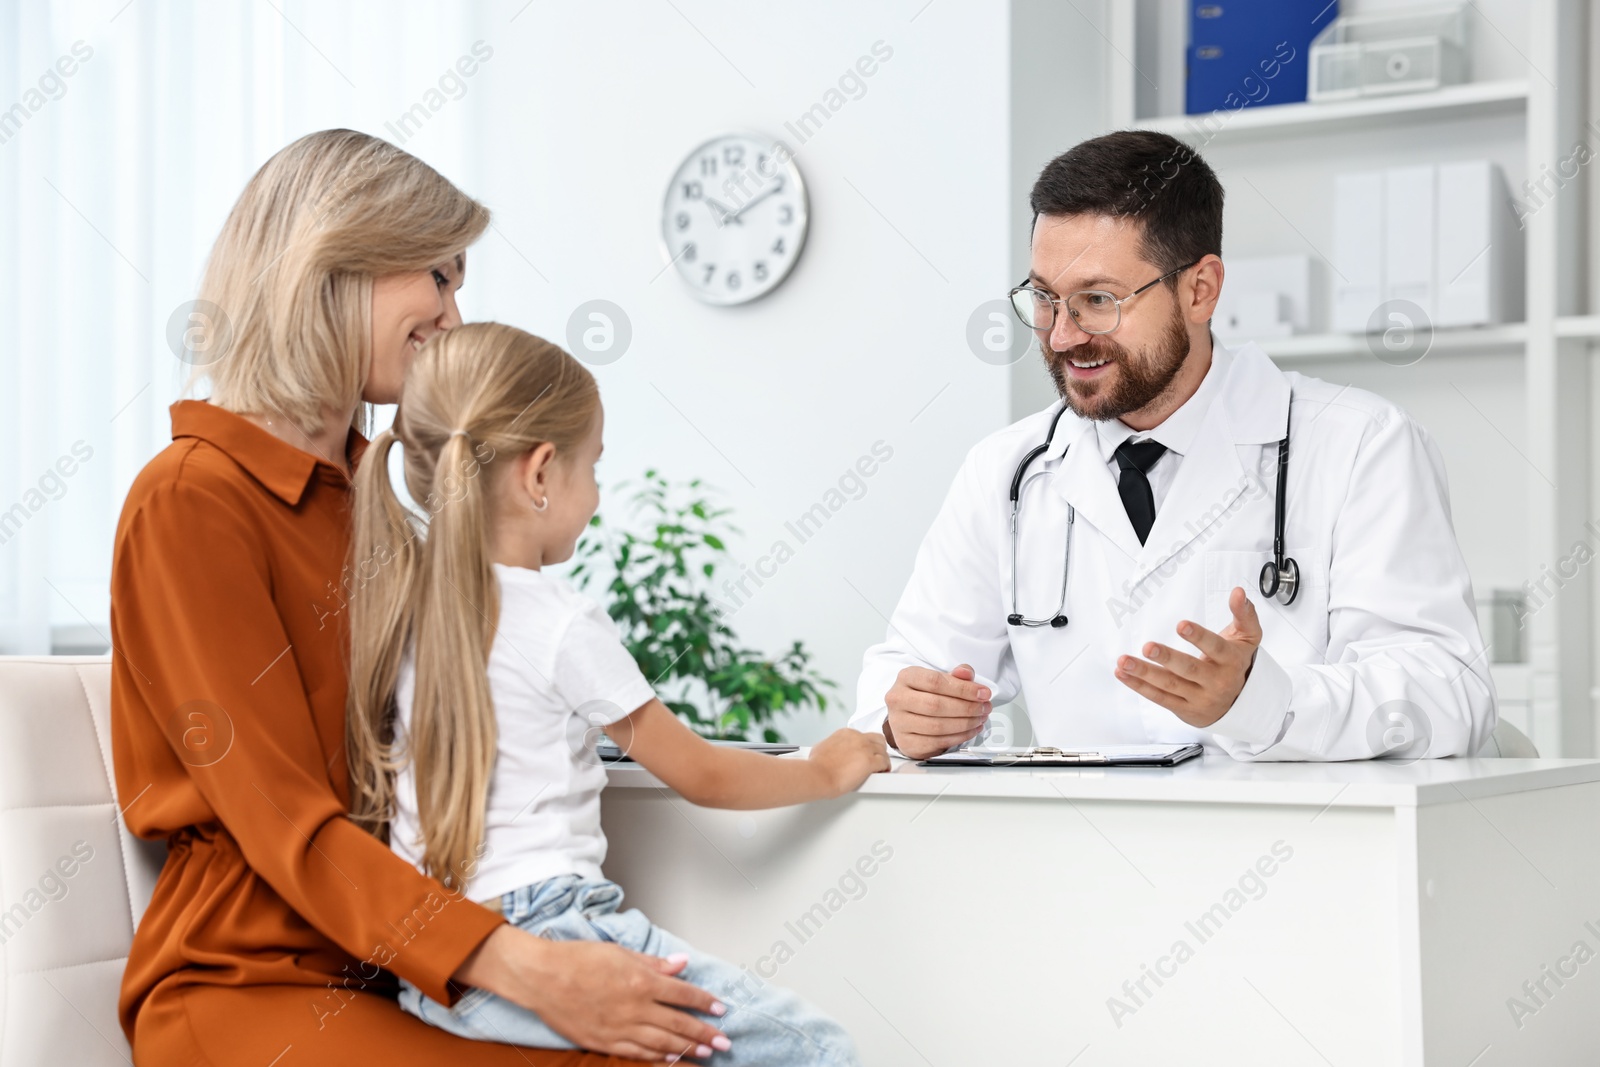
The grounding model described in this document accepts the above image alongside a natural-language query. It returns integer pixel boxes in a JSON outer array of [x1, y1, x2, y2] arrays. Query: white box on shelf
[[1435, 160, 1523, 327], [1309, 3, 1469, 102], [1332, 171, 1385, 332], [1215, 254, 1321, 343], [1331, 160, 1522, 333], [1384, 164, 1437, 319]]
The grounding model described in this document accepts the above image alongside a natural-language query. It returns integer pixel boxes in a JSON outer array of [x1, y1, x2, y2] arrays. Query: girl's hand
[[610, 700, 891, 809], [807, 728, 891, 796]]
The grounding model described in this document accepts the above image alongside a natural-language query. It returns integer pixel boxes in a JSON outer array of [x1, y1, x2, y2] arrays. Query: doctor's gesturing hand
[[1115, 586, 1263, 728], [883, 663, 993, 760]]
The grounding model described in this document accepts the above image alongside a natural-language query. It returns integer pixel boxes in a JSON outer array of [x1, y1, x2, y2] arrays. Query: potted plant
[[570, 471, 834, 742]]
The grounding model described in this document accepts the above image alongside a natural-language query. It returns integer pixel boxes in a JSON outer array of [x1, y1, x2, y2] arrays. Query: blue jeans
[[398, 874, 860, 1066]]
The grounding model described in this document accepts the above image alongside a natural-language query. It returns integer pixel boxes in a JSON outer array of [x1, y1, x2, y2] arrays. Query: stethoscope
[[1006, 401, 1299, 629]]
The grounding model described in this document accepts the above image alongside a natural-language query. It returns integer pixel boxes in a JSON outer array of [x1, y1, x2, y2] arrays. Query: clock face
[[661, 132, 809, 305]]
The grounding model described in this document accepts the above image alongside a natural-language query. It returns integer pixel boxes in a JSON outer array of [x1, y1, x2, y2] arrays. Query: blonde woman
[[345, 321, 885, 1064], [110, 130, 727, 1065]]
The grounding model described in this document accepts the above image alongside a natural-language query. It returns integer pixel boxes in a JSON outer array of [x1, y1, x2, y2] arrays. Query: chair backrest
[[0, 656, 164, 1065], [1478, 717, 1540, 758]]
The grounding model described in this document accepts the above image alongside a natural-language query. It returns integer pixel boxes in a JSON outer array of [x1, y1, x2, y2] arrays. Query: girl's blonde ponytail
[[347, 322, 598, 889]]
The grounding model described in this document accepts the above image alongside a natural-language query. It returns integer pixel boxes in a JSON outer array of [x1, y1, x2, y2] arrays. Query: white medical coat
[[849, 342, 1496, 761]]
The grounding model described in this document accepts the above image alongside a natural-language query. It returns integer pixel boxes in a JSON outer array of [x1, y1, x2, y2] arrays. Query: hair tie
[[448, 429, 470, 441]]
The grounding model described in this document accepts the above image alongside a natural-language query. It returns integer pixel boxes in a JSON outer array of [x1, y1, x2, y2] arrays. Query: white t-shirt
[[390, 563, 656, 903]]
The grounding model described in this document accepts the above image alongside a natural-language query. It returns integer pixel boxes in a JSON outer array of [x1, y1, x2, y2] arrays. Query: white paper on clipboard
[[919, 743, 1202, 766]]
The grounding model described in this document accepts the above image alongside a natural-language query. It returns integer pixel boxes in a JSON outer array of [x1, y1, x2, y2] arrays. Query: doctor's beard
[[1044, 306, 1191, 422]]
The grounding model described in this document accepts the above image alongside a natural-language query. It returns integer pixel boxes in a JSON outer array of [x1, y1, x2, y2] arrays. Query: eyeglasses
[[1008, 259, 1202, 335]]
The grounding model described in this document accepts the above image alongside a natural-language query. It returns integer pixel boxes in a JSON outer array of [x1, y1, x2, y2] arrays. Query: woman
[[110, 129, 728, 1065]]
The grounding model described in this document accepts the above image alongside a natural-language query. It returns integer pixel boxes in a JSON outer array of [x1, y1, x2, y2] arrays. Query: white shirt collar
[[1092, 339, 1233, 464]]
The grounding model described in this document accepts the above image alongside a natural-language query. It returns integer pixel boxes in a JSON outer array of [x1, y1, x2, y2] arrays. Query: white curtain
[[0, 0, 492, 652]]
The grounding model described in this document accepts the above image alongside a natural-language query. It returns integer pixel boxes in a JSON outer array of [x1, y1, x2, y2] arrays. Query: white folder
[[1384, 164, 1437, 320], [1333, 171, 1385, 332], [1436, 160, 1521, 327]]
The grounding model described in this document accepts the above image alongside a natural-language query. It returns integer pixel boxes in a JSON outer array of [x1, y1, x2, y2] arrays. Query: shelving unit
[[1134, 77, 1530, 141], [1254, 321, 1528, 360], [1102, 0, 1594, 758], [1555, 314, 1600, 338]]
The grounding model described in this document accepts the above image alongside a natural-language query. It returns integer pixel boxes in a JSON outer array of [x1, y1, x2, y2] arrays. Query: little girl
[[346, 322, 887, 1064]]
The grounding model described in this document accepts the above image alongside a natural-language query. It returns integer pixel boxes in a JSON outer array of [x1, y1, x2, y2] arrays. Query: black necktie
[[1113, 438, 1168, 545]]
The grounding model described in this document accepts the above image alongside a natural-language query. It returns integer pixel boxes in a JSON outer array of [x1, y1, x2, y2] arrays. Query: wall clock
[[660, 132, 809, 305]]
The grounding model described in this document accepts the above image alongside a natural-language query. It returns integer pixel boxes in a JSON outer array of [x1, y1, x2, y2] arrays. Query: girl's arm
[[603, 699, 889, 809]]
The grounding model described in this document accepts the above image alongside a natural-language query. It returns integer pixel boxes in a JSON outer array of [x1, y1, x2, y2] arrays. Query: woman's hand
[[455, 924, 730, 1061], [806, 727, 891, 797]]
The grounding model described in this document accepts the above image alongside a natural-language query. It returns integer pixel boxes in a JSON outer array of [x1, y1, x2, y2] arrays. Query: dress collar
[[170, 400, 369, 507]]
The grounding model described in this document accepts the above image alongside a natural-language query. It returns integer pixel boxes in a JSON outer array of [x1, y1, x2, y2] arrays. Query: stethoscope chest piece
[[1259, 555, 1299, 605]]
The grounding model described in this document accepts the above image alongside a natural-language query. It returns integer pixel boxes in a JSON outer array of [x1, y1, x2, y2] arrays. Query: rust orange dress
[[110, 401, 628, 1066]]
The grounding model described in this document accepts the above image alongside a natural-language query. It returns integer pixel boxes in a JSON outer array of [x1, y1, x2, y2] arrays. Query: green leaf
[[584, 470, 837, 742]]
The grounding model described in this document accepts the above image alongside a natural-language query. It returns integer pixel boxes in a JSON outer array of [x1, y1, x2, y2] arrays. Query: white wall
[[4, 1, 1026, 742], [450, 2, 1015, 739]]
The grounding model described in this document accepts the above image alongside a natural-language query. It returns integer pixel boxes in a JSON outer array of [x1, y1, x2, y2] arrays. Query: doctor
[[850, 130, 1496, 762]]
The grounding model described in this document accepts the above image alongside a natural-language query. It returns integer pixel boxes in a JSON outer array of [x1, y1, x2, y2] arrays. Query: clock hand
[[704, 197, 737, 226], [727, 179, 784, 222]]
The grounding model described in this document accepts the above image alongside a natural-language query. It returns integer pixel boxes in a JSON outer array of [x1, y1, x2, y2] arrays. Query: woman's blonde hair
[[195, 128, 489, 433], [347, 322, 600, 889]]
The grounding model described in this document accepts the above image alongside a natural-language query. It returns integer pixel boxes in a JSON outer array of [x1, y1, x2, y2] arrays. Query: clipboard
[[917, 743, 1203, 767]]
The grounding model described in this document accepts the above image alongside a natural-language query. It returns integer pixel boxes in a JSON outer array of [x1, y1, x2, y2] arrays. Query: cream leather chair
[[0, 655, 1542, 1065], [0, 656, 162, 1065], [1478, 717, 1539, 757]]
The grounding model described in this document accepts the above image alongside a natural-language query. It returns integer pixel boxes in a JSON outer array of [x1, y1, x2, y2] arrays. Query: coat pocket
[[1202, 550, 1274, 632], [1203, 547, 1330, 652]]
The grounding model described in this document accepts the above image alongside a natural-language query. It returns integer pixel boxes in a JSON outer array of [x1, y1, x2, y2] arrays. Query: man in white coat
[[850, 131, 1496, 762]]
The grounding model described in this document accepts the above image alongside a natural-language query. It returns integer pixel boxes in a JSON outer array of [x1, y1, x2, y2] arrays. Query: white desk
[[600, 753, 1600, 1066]]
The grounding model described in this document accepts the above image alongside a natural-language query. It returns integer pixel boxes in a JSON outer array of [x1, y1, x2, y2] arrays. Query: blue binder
[[1186, 0, 1337, 115]]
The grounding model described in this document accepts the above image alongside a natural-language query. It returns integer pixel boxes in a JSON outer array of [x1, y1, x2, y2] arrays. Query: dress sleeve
[[111, 479, 505, 1006]]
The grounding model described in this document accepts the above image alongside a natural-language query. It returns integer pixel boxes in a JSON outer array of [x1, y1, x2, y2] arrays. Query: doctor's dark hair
[[346, 322, 598, 890], [1029, 130, 1223, 285]]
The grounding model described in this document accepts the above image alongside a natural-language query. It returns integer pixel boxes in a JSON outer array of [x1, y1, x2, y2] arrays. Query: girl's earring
[[532, 494, 550, 513]]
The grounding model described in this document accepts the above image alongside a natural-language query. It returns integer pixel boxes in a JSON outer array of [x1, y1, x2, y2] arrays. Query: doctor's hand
[[1115, 586, 1263, 729], [883, 663, 993, 760]]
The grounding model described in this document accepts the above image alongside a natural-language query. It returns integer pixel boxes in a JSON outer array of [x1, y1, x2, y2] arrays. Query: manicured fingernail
[[1180, 623, 1194, 637], [666, 952, 690, 966], [710, 1000, 727, 1016], [664, 1056, 680, 1064], [982, 701, 992, 714], [713, 1035, 733, 1052], [695, 1045, 713, 1058], [977, 687, 991, 699]]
